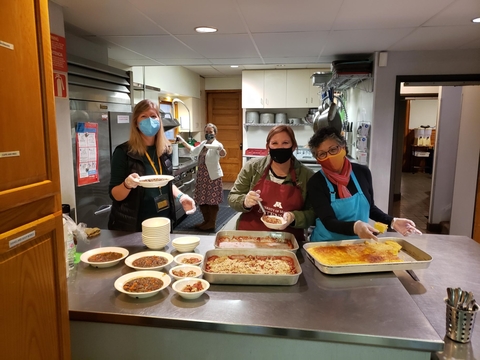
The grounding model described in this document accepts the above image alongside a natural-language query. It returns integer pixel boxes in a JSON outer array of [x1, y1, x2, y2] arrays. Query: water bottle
[[63, 217, 76, 276]]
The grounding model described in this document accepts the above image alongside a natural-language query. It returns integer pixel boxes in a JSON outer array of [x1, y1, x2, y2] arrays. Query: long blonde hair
[[128, 99, 172, 156]]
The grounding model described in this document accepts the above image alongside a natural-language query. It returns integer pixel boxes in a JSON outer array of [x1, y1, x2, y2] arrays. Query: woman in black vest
[[108, 99, 195, 232]]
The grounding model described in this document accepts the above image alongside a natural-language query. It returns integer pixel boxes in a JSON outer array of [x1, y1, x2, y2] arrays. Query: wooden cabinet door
[[242, 70, 265, 108], [264, 70, 286, 108], [286, 69, 310, 108], [0, 216, 70, 360], [0, 0, 71, 358]]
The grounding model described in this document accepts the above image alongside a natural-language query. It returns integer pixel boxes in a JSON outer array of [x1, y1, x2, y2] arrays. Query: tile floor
[[392, 172, 433, 234]]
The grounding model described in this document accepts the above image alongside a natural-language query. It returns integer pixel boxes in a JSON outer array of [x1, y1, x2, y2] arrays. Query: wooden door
[[207, 91, 243, 182], [0, 0, 71, 358]]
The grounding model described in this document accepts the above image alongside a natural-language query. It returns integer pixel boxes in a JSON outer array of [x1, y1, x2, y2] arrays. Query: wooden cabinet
[[243, 69, 321, 109], [242, 70, 265, 108], [286, 69, 322, 108], [264, 70, 286, 108], [0, 0, 71, 358]]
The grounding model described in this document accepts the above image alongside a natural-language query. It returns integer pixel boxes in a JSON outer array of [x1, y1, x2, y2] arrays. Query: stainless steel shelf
[[327, 72, 372, 91], [244, 123, 313, 130]]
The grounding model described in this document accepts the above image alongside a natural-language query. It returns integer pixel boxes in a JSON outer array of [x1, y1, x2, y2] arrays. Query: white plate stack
[[141, 217, 171, 249]]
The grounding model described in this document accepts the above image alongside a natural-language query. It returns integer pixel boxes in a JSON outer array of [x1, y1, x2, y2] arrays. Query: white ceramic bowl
[[142, 217, 171, 229], [114, 271, 171, 299], [174, 253, 204, 266], [204, 144, 218, 150], [142, 234, 170, 250], [172, 278, 210, 300], [125, 251, 174, 271], [80, 247, 129, 268], [169, 265, 203, 281], [136, 175, 174, 188], [172, 236, 200, 253], [261, 215, 287, 230]]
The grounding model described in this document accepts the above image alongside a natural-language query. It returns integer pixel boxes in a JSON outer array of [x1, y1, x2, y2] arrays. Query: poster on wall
[[76, 122, 99, 186]]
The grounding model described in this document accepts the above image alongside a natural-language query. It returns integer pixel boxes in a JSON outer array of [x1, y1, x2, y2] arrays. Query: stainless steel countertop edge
[[69, 309, 444, 351]]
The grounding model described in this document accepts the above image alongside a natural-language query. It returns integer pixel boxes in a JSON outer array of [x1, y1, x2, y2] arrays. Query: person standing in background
[[228, 125, 315, 241], [177, 123, 226, 231], [108, 99, 196, 232]]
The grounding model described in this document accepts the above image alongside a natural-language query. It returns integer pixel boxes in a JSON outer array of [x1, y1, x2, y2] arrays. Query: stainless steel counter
[[68, 231, 449, 358], [172, 157, 197, 176]]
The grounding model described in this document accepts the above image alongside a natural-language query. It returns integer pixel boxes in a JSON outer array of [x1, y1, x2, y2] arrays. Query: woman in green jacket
[[227, 125, 315, 241]]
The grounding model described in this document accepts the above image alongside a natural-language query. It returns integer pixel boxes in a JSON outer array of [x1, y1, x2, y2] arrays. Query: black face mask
[[205, 134, 215, 141], [269, 147, 293, 164]]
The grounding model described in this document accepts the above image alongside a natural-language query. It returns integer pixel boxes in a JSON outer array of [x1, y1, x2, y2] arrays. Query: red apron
[[238, 160, 306, 241]]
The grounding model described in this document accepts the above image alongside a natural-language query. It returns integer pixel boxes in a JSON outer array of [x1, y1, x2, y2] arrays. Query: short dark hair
[[308, 126, 347, 157]]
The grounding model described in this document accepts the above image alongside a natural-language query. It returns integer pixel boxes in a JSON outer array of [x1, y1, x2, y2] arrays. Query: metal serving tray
[[214, 230, 299, 253], [303, 237, 432, 275], [202, 249, 302, 286]]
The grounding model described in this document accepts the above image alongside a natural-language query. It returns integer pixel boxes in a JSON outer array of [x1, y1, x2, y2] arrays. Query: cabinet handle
[[266, 98, 269, 106], [260, 98, 263, 105], [306, 97, 308, 104]]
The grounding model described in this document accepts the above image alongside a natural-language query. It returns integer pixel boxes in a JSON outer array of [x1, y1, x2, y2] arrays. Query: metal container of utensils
[[445, 287, 478, 343]]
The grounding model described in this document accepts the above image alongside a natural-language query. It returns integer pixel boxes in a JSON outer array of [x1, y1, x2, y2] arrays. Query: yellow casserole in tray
[[303, 238, 432, 275]]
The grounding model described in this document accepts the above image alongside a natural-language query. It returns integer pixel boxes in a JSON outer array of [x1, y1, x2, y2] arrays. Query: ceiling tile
[[390, 26, 480, 51], [177, 34, 260, 58], [253, 32, 329, 58], [425, 0, 480, 26]]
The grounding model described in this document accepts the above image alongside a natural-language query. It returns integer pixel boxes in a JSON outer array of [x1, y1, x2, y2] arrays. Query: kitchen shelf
[[327, 72, 372, 92], [244, 123, 313, 130]]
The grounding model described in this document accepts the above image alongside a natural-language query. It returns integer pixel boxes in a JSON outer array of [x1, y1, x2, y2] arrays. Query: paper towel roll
[[172, 144, 179, 167]]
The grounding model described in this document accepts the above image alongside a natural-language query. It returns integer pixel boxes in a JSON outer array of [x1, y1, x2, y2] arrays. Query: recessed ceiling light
[[230, 65, 238, 68], [195, 26, 218, 33], [472, 17, 480, 23]]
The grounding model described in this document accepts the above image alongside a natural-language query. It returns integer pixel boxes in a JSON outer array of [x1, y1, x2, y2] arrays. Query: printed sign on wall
[[75, 122, 99, 186]]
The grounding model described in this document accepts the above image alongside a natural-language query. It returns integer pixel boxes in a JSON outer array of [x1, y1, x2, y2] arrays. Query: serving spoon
[[257, 200, 267, 215]]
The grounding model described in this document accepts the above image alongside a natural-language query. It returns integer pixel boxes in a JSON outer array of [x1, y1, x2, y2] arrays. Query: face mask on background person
[[138, 117, 160, 137], [317, 148, 346, 172], [269, 147, 293, 164], [205, 133, 215, 141]]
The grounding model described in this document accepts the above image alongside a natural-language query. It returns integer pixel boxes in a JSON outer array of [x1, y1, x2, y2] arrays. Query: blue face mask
[[138, 117, 160, 137]]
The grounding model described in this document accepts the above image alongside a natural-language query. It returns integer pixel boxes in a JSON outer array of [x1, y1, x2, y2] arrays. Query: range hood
[[160, 110, 180, 131]]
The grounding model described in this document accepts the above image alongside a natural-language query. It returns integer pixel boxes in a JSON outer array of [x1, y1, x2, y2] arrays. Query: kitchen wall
[[48, 2, 76, 213], [205, 77, 242, 90], [409, 99, 438, 129], [372, 49, 480, 236]]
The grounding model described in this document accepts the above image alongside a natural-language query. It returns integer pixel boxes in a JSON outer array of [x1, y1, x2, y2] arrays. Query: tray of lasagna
[[303, 237, 432, 275], [202, 249, 302, 285], [214, 230, 299, 253]]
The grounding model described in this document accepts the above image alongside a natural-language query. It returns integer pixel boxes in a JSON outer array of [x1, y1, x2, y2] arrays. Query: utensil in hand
[[257, 200, 267, 215], [447, 287, 454, 306]]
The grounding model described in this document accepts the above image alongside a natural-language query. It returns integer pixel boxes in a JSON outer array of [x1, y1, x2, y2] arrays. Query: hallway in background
[[393, 172, 433, 234]]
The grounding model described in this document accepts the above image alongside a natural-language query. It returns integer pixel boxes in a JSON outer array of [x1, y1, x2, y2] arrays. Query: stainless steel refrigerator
[[70, 96, 132, 229]]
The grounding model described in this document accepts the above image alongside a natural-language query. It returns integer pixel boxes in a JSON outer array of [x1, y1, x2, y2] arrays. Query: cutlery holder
[[446, 300, 478, 343]]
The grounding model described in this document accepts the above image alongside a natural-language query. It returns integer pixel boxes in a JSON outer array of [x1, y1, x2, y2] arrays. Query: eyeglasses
[[315, 145, 341, 160]]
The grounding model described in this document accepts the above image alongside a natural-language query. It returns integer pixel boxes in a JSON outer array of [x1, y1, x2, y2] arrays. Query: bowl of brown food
[[169, 265, 203, 281], [80, 247, 129, 268], [136, 175, 174, 188], [171, 278, 210, 300], [125, 251, 174, 271], [261, 215, 286, 230], [114, 271, 171, 299]]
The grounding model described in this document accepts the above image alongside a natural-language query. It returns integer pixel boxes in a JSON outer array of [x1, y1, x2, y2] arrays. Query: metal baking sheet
[[303, 237, 432, 275], [214, 230, 299, 253], [202, 249, 302, 286]]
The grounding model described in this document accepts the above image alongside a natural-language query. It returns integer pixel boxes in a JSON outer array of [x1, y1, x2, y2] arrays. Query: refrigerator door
[[109, 112, 132, 156], [70, 100, 131, 229]]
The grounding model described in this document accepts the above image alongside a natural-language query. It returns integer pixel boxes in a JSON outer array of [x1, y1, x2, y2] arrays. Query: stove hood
[[160, 110, 180, 131]]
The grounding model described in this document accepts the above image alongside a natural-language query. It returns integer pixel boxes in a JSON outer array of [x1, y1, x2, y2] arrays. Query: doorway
[[206, 90, 243, 183], [391, 75, 480, 235]]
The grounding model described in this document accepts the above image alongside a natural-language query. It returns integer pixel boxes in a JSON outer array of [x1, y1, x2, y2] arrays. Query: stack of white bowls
[[141, 217, 170, 249]]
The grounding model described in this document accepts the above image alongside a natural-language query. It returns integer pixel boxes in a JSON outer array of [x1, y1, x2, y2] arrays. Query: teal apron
[[310, 171, 370, 242]]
